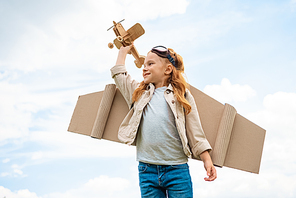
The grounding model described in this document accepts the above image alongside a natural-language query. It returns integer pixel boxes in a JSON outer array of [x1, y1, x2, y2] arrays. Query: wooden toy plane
[[108, 19, 145, 68]]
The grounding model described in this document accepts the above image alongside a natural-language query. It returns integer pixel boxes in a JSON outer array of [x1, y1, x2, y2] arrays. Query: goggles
[[151, 45, 176, 67]]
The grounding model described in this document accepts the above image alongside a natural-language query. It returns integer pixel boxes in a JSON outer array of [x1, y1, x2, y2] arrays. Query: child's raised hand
[[119, 44, 134, 54], [116, 44, 134, 65]]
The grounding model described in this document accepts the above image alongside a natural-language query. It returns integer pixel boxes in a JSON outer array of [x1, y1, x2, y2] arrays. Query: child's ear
[[165, 64, 173, 75]]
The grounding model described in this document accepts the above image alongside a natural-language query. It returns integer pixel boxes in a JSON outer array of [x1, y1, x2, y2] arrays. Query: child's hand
[[203, 160, 217, 182], [119, 44, 133, 55], [200, 150, 217, 182], [116, 44, 134, 65]]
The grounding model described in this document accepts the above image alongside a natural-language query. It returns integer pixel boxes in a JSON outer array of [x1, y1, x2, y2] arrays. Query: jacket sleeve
[[185, 89, 212, 158], [110, 64, 140, 108]]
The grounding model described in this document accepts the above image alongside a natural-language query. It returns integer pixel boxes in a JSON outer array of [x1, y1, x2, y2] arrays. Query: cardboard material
[[68, 84, 128, 142], [188, 86, 266, 173], [108, 20, 145, 68], [68, 84, 266, 174]]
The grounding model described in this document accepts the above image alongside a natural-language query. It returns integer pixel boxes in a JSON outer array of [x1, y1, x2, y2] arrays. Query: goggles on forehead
[[151, 45, 176, 67]]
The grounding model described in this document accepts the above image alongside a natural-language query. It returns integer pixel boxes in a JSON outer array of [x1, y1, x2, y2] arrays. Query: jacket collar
[[146, 83, 153, 90], [166, 84, 174, 92], [146, 83, 174, 93]]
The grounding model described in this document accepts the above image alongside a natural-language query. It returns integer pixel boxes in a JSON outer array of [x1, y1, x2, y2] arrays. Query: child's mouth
[[143, 73, 150, 78]]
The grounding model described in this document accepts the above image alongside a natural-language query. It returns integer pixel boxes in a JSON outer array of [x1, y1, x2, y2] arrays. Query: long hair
[[132, 48, 191, 115]]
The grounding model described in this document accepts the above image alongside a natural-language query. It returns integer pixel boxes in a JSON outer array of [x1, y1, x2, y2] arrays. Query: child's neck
[[154, 82, 167, 89], [154, 77, 169, 89]]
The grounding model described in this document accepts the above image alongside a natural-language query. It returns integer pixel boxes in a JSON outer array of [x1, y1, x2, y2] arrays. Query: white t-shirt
[[136, 86, 188, 165]]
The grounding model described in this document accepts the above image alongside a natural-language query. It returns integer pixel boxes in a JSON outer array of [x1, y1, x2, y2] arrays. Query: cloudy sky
[[1, 0, 296, 197]]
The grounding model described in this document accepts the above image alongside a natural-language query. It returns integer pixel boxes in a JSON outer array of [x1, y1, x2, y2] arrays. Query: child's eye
[[149, 62, 153, 66]]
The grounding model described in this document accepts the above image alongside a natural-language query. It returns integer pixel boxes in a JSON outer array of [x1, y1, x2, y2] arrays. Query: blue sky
[[1, 0, 296, 197]]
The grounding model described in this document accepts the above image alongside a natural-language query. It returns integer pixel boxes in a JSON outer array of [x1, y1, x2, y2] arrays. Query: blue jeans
[[138, 162, 193, 198]]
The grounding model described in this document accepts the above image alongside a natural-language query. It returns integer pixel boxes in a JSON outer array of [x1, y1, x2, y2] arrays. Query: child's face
[[143, 52, 171, 89]]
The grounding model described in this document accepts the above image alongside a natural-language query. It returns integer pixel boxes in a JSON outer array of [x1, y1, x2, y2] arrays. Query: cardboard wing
[[188, 86, 266, 174], [68, 84, 266, 174], [67, 84, 128, 142]]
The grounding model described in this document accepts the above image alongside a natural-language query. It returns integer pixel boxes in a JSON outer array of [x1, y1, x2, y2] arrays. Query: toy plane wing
[[127, 23, 145, 42]]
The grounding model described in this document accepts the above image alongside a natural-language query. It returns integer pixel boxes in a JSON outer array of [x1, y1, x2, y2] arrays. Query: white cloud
[[247, 91, 296, 196], [6, 19, 111, 72], [0, 186, 39, 198], [0, 70, 134, 163], [46, 175, 132, 198], [0, 69, 104, 142], [0, 175, 136, 198], [0, 78, 75, 141], [0, 81, 31, 141], [27, 131, 136, 161], [43, 175, 132, 198], [248, 91, 296, 138], [1, 172, 9, 177], [8, 164, 27, 178], [203, 78, 256, 104], [2, 0, 190, 72], [2, 158, 10, 163], [246, 91, 296, 177], [13, 169, 23, 176], [263, 92, 296, 118], [289, 0, 296, 12], [181, 10, 252, 48], [194, 169, 296, 198], [139, 7, 253, 55], [121, 0, 189, 21]]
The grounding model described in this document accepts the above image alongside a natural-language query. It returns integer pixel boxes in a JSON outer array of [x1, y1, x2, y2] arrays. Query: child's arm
[[200, 150, 217, 181], [111, 44, 139, 108], [116, 44, 134, 65]]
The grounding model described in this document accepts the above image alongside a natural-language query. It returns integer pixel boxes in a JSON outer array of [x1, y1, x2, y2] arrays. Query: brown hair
[[132, 48, 191, 114]]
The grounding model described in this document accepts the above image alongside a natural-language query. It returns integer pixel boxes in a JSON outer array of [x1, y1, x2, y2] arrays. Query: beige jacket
[[111, 64, 212, 159]]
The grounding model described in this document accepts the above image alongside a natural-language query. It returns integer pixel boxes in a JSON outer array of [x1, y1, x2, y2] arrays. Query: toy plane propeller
[[108, 19, 145, 68]]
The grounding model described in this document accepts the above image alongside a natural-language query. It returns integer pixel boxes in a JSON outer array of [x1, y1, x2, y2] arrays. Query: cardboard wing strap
[[211, 103, 237, 167], [68, 84, 266, 173], [90, 84, 116, 139]]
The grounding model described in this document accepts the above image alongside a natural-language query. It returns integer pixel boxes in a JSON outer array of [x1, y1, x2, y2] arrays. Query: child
[[111, 44, 217, 198]]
